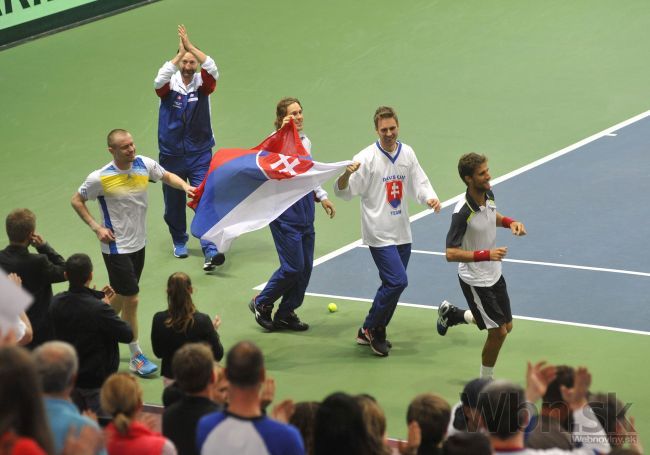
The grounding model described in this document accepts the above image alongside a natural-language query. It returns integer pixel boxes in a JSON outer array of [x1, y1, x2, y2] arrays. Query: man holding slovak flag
[[190, 97, 350, 331]]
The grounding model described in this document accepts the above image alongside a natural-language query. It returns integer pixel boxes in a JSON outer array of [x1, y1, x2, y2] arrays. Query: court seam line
[[353, 246, 650, 277], [253, 110, 650, 291], [304, 291, 650, 336]]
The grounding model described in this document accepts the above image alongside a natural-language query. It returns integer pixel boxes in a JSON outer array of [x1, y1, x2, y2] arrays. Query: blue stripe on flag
[[191, 153, 267, 237]]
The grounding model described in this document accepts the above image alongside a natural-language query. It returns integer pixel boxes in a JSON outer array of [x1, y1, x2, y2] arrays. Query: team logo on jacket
[[386, 180, 403, 208], [258, 151, 313, 180]]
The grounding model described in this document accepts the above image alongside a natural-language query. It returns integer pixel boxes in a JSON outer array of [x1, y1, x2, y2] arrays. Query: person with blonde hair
[[151, 272, 223, 384], [101, 373, 176, 454]]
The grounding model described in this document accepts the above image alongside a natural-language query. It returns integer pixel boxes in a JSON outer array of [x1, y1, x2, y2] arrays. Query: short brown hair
[[172, 343, 215, 394], [457, 153, 487, 185], [275, 97, 301, 131], [6, 208, 36, 243], [106, 129, 129, 147], [373, 106, 398, 129], [407, 393, 451, 446]]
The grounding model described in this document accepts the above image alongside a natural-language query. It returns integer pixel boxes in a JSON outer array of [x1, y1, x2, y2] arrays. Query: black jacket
[[163, 395, 221, 455], [50, 286, 133, 388], [151, 310, 224, 379], [0, 243, 66, 347]]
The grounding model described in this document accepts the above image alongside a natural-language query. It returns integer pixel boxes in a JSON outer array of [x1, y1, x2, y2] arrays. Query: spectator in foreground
[[0, 208, 66, 348], [478, 363, 610, 454], [196, 341, 303, 454], [163, 343, 221, 455], [314, 392, 384, 455], [101, 373, 176, 455], [442, 432, 491, 455], [0, 345, 55, 454], [407, 393, 451, 455], [33, 341, 105, 455], [49, 253, 133, 415]]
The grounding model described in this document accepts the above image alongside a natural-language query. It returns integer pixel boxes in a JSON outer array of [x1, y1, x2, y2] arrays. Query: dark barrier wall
[[0, 0, 157, 48]]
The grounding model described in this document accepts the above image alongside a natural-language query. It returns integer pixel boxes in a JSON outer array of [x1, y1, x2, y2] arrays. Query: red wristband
[[473, 250, 490, 262], [502, 217, 515, 228]]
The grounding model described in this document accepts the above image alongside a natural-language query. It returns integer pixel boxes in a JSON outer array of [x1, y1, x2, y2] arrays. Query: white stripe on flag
[[201, 160, 352, 252]]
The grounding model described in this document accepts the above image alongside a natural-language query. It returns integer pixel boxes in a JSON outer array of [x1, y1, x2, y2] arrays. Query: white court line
[[356, 246, 650, 278], [304, 291, 650, 336]]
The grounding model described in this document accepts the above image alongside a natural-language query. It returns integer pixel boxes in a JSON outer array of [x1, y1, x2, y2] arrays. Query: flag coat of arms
[[189, 120, 351, 252], [386, 180, 403, 208]]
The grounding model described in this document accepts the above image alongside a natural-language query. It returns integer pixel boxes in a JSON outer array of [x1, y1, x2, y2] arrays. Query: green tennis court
[[1, 0, 649, 444]]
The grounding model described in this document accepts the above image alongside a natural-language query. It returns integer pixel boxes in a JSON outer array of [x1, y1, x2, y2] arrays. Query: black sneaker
[[437, 300, 464, 336], [204, 252, 226, 271], [274, 312, 309, 331], [365, 327, 389, 357], [356, 327, 392, 349], [249, 297, 274, 331]]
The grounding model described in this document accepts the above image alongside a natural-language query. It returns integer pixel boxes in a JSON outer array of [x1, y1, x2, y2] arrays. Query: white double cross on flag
[[269, 154, 301, 176], [390, 182, 401, 198]]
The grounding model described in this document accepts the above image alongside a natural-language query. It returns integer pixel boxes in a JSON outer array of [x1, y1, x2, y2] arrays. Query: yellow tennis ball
[[328, 303, 338, 313]]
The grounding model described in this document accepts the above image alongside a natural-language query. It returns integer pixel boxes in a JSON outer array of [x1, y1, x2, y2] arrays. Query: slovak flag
[[189, 120, 351, 252]]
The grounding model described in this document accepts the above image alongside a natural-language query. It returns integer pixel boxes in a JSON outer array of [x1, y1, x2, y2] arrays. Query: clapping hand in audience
[[397, 420, 421, 455], [271, 399, 295, 424], [61, 424, 104, 455], [525, 360, 557, 403], [101, 285, 115, 304]]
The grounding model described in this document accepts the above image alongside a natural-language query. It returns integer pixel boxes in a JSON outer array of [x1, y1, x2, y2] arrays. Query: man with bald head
[[196, 341, 303, 454], [71, 128, 194, 377]]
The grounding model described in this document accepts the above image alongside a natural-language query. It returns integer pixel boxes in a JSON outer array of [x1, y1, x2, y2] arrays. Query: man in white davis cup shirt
[[334, 106, 441, 357], [71, 129, 196, 377]]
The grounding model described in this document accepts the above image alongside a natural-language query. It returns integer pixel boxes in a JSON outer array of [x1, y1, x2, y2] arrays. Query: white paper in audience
[[0, 269, 33, 335]]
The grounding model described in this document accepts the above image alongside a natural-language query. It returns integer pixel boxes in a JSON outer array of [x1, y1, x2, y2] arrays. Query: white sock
[[129, 341, 142, 356], [464, 310, 475, 324], [480, 365, 494, 379]]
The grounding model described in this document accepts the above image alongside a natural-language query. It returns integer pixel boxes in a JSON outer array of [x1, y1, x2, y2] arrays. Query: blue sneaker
[[203, 252, 225, 271], [129, 352, 158, 376], [173, 243, 188, 258]]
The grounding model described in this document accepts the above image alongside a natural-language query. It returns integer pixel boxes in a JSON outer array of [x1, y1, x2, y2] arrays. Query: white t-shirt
[[78, 156, 165, 254], [334, 141, 437, 247]]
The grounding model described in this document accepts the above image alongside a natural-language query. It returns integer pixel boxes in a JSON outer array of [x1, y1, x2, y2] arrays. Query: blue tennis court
[[300, 112, 650, 334]]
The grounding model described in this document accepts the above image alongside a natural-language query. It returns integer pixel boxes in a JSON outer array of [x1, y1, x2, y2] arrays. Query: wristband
[[474, 250, 490, 262], [502, 217, 515, 228]]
